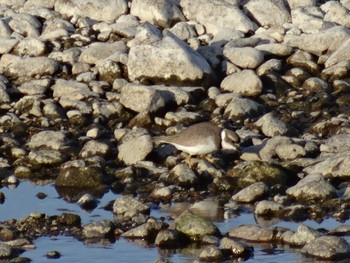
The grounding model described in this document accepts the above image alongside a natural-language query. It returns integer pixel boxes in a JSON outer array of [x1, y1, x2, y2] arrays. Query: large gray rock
[[117, 128, 153, 165], [130, 0, 185, 28], [113, 196, 150, 217], [223, 95, 264, 121], [173, 210, 220, 241], [286, 173, 337, 203], [302, 236, 350, 260], [244, 0, 291, 27], [322, 1, 350, 28], [127, 32, 214, 86], [119, 84, 167, 113], [223, 46, 264, 69], [52, 79, 97, 101], [231, 182, 268, 203], [180, 0, 257, 35], [325, 38, 350, 68], [255, 112, 297, 137], [79, 41, 127, 65], [0, 37, 18, 54], [54, 0, 128, 23], [27, 130, 69, 150], [220, 70, 262, 97], [284, 224, 321, 246], [320, 134, 350, 154], [284, 26, 350, 57], [228, 224, 274, 242], [83, 220, 115, 239], [303, 152, 350, 179], [0, 54, 59, 81]]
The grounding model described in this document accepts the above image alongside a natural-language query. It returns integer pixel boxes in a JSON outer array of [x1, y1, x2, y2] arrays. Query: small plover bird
[[153, 122, 239, 155]]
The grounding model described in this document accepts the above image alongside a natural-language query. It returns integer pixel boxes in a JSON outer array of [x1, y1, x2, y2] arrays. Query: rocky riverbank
[[0, 0, 350, 261]]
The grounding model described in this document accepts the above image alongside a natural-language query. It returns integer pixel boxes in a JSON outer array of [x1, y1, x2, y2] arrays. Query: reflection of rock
[[54, 184, 108, 202]]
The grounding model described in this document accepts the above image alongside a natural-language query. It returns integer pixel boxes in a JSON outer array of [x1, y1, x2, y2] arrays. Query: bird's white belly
[[172, 138, 217, 155]]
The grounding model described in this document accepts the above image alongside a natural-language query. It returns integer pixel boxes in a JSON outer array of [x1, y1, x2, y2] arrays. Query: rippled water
[[1, 181, 349, 263]]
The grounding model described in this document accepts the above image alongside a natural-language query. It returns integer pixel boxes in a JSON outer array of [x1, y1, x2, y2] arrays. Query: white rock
[[276, 144, 306, 160], [79, 41, 127, 65], [223, 46, 264, 69], [325, 38, 350, 68], [255, 43, 293, 57], [9, 13, 41, 37], [223, 95, 264, 120], [287, 0, 316, 9], [52, 79, 97, 101], [117, 128, 153, 165], [244, 0, 291, 27], [79, 140, 110, 158], [0, 37, 18, 54], [321, 1, 350, 28], [54, 0, 128, 23], [127, 33, 214, 85], [284, 26, 350, 57], [167, 22, 197, 41], [130, 0, 185, 28], [14, 37, 47, 56], [27, 130, 68, 150], [220, 70, 262, 97], [180, 0, 257, 35], [255, 112, 296, 137]]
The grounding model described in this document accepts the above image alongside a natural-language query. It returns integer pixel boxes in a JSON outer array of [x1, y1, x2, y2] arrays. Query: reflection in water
[[1, 181, 350, 263]]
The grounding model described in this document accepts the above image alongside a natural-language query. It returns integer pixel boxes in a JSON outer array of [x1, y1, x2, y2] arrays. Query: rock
[[302, 235, 350, 260], [180, 0, 257, 35], [303, 152, 350, 180], [79, 41, 127, 65], [173, 211, 220, 241], [284, 26, 350, 57], [0, 243, 12, 258], [155, 229, 181, 247], [117, 128, 153, 165], [322, 1, 350, 28], [287, 0, 316, 9], [286, 173, 337, 203], [83, 220, 115, 238], [255, 43, 293, 57], [223, 95, 264, 121], [223, 46, 264, 69], [53, 79, 98, 101], [27, 130, 69, 150], [254, 200, 283, 216], [320, 134, 350, 154], [54, 0, 128, 23], [245, 0, 291, 27], [167, 163, 198, 187], [9, 13, 41, 37], [151, 186, 173, 201], [291, 6, 334, 33], [199, 245, 223, 261], [79, 140, 110, 158], [122, 221, 164, 240], [168, 22, 197, 41], [276, 144, 306, 160], [119, 84, 167, 113], [219, 237, 253, 257], [228, 225, 274, 242], [127, 32, 214, 86], [13, 37, 47, 57], [231, 182, 268, 203], [130, 0, 185, 28], [241, 136, 293, 161], [227, 161, 288, 188], [284, 224, 321, 246], [255, 112, 297, 137], [28, 149, 67, 167], [0, 54, 59, 82], [220, 70, 262, 97], [112, 196, 150, 217], [279, 204, 309, 221], [0, 37, 18, 54], [325, 39, 350, 68], [77, 193, 98, 210], [55, 160, 107, 188]]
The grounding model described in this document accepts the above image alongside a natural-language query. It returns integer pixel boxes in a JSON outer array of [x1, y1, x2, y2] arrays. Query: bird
[[153, 122, 240, 155]]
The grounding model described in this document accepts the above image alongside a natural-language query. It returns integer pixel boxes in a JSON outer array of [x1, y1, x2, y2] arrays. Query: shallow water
[[1, 181, 349, 262]]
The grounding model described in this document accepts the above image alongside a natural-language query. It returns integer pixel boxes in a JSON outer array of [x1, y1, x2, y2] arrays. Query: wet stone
[[167, 163, 198, 187], [173, 211, 220, 241], [219, 237, 254, 258], [122, 221, 165, 240], [254, 200, 283, 216], [0, 243, 12, 258], [155, 229, 181, 247], [231, 182, 268, 203], [283, 224, 321, 246], [199, 245, 223, 262], [55, 160, 107, 188], [46, 250, 61, 259], [301, 236, 350, 260], [83, 220, 115, 239], [112, 196, 150, 217], [228, 225, 274, 242]]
